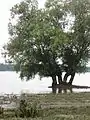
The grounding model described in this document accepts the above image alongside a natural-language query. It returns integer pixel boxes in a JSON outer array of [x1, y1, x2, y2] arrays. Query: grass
[[1, 92, 90, 119]]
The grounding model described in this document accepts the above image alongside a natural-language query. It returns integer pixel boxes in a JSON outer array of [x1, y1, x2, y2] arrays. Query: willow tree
[[5, 0, 90, 86], [45, 0, 90, 85], [61, 0, 90, 84], [5, 0, 68, 86]]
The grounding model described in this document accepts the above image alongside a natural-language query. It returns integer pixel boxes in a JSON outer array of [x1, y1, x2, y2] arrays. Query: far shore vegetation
[[0, 63, 14, 71], [1, 63, 90, 73]]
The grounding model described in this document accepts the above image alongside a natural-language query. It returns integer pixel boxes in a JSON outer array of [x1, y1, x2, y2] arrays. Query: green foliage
[[61, 0, 90, 74], [5, 0, 67, 80]]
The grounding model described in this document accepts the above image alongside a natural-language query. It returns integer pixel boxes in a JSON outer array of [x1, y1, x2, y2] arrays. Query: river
[[0, 72, 90, 94]]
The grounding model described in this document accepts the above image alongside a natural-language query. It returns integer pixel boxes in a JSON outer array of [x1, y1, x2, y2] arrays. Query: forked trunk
[[68, 72, 75, 85], [52, 75, 57, 87], [63, 72, 69, 83], [57, 75, 62, 84], [52, 87, 57, 93]]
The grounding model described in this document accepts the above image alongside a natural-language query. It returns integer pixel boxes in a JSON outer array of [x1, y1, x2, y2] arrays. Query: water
[[0, 71, 90, 94]]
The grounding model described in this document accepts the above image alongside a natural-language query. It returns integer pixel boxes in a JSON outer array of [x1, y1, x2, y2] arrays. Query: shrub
[[15, 99, 43, 118], [0, 106, 4, 115], [0, 106, 4, 118]]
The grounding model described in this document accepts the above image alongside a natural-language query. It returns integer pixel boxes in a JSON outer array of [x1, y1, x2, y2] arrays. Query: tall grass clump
[[15, 96, 43, 118], [0, 106, 4, 117]]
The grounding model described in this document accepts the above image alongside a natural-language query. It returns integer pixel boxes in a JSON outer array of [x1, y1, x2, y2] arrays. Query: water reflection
[[52, 87, 73, 93]]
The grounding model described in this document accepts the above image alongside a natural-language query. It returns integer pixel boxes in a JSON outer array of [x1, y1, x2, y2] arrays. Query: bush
[[0, 106, 4, 115], [15, 99, 43, 118], [0, 106, 4, 118]]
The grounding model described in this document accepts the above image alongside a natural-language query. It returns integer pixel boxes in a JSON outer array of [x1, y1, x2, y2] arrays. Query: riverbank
[[0, 92, 90, 119]]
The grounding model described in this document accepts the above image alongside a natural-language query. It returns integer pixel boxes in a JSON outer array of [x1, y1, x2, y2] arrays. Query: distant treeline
[[0, 64, 14, 71], [0, 63, 90, 72], [86, 67, 90, 72]]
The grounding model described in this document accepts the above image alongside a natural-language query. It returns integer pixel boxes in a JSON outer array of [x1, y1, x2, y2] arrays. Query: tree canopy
[[4, 0, 90, 86]]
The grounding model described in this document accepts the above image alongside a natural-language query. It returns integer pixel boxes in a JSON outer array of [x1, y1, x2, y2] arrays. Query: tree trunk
[[52, 87, 57, 94], [69, 88, 73, 93], [52, 75, 57, 87], [63, 72, 69, 83], [68, 72, 75, 85], [57, 75, 62, 84], [58, 88, 62, 93]]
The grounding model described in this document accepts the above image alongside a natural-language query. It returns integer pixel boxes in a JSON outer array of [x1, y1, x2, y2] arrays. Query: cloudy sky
[[0, 0, 46, 62]]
